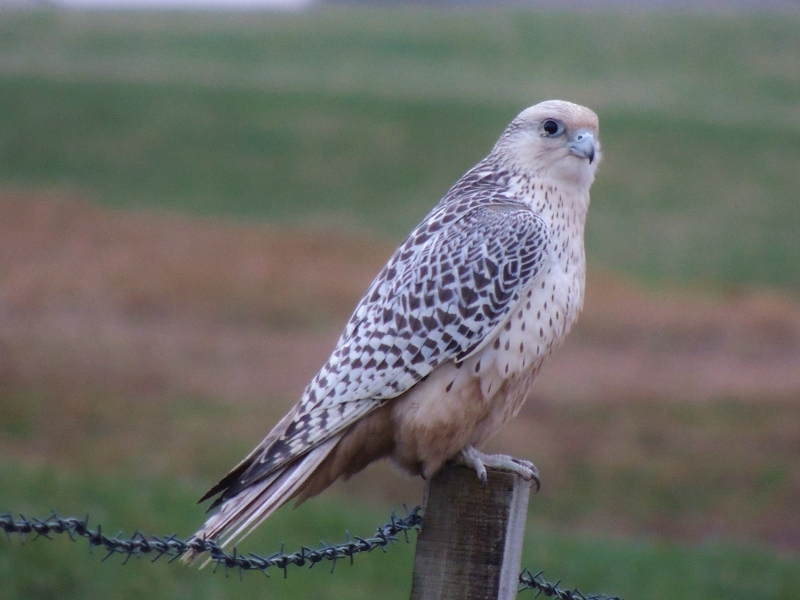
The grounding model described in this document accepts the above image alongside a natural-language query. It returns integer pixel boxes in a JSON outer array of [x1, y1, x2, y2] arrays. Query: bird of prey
[[189, 99, 600, 552]]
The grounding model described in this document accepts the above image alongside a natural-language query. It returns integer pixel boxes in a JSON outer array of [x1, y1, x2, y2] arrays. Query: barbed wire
[[0, 508, 421, 577], [519, 569, 622, 599], [1, 508, 622, 598]]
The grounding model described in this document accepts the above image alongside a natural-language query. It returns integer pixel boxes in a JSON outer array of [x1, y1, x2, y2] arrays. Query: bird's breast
[[466, 232, 585, 441], [388, 187, 588, 475], [478, 264, 580, 384]]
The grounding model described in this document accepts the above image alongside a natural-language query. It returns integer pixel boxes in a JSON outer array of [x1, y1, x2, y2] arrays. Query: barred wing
[[241, 203, 549, 483]]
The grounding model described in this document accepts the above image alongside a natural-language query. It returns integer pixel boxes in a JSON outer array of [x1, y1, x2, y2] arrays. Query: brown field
[[1, 193, 798, 552]]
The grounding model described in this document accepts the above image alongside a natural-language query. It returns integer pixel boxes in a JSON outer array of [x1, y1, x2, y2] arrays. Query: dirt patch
[[538, 272, 800, 404], [1, 192, 798, 405], [0, 192, 386, 401]]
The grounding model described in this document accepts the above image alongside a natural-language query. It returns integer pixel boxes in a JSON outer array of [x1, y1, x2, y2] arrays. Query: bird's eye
[[542, 119, 563, 137]]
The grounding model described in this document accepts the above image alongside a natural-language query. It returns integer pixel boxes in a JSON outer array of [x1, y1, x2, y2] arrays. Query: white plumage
[[186, 99, 601, 556]]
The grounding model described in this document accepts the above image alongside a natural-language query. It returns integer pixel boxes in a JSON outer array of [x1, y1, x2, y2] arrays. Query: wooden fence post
[[409, 463, 532, 600]]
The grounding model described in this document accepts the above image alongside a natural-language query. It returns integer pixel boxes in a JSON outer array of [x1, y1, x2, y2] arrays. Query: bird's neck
[[510, 173, 591, 227]]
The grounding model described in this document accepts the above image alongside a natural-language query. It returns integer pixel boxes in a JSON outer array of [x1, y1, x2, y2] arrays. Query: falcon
[[189, 100, 600, 551]]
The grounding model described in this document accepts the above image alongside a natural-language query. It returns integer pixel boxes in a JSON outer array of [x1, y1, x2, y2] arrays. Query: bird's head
[[492, 100, 600, 192]]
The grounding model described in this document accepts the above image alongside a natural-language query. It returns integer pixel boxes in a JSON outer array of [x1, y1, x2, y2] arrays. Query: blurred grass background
[[2, 8, 799, 287], [0, 6, 799, 600]]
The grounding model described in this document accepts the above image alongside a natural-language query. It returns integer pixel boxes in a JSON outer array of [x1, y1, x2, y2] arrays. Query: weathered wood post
[[409, 463, 532, 600]]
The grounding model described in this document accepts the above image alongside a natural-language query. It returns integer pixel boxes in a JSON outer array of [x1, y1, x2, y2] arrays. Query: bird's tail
[[182, 435, 340, 565]]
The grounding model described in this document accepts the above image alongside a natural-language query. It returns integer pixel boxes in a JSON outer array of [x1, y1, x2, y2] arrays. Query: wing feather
[[219, 202, 550, 498]]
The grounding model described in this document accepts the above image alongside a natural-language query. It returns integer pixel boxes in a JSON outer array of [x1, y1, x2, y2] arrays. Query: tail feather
[[197, 457, 255, 507], [183, 435, 340, 564]]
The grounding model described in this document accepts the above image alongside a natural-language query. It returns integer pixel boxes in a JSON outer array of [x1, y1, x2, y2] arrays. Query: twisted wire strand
[[1, 508, 622, 598], [519, 569, 622, 599], [0, 507, 421, 577]]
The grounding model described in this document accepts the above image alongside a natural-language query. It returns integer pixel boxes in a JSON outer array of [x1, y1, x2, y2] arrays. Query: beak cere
[[569, 131, 596, 164]]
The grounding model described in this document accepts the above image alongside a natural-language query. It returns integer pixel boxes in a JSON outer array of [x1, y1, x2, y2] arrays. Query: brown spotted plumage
[[187, 100, 601, 554]]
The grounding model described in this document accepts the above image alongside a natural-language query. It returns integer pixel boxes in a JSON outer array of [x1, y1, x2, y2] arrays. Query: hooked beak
[[568, 130, 596, 164]]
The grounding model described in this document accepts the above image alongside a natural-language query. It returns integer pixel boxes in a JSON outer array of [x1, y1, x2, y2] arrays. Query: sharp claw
[[522, 461, 541, 492], [457, 447, 541, 489]]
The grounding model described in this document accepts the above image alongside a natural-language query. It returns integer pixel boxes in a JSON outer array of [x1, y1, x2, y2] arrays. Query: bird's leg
[[456, 446, 541, 491]]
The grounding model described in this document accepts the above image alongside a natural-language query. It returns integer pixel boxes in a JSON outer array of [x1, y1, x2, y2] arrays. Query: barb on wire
[[0, 506, 422, 578], [519, 569, 622, 600]]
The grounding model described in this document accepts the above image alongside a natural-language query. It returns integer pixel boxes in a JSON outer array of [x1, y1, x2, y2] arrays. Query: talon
[[514, 458, 541, 491], [457, 447, 541, 490], [478, 467, 488, 486], [456, 446, 489, 484]]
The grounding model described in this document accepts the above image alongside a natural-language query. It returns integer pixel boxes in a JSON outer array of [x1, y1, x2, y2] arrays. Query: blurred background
[[0, 2, 798, 599]]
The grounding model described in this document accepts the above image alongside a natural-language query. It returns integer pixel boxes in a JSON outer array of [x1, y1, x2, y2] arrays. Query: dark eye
[[542, 119, 563, 137]]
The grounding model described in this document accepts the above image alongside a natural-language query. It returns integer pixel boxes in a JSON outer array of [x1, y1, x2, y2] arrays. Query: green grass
[[523, 526, 800, 600], [1, 462, 799, 600], [0, 463, 416, 600], [2, 384, 799, 599], [5, 384, 799, 547], [0, 9, 799, 288], [521, 399, 800, 543]]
